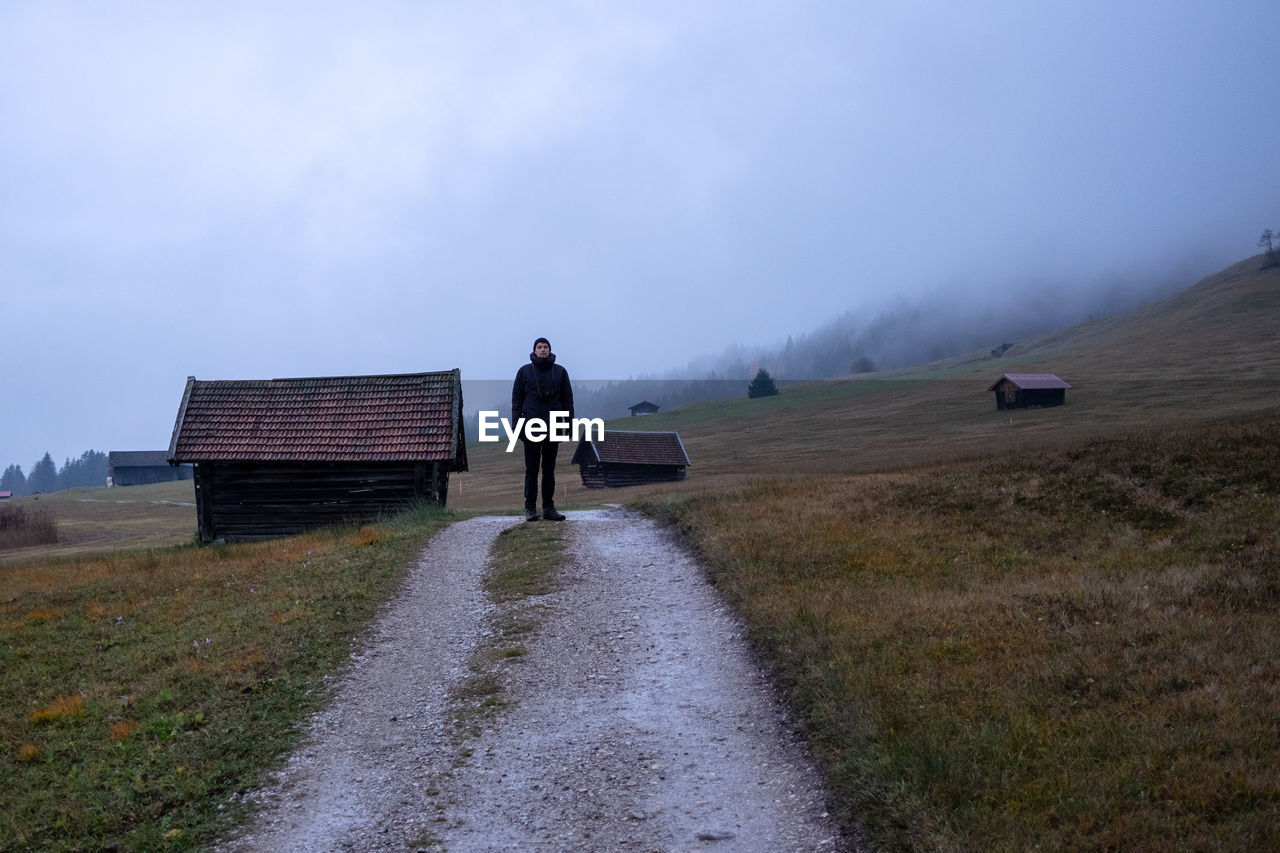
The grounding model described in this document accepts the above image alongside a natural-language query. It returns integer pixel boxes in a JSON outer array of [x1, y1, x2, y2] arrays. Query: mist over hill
[[558, 260, 1199, 424]]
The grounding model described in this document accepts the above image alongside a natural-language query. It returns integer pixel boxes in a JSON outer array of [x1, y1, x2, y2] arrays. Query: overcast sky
[[3, 1, 1277, 471]]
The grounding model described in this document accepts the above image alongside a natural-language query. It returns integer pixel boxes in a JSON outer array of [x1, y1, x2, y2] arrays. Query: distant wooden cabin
[[628, 400, 660, 416], [0, 491, 11, 500], [109, 450, 193, 487], [168, 370, 467, 543], [989, 373, 1071, 410], [571, 430, 690, 489]]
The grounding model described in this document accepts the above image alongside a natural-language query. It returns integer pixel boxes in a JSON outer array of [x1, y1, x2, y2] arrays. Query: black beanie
[[533, 337, 551, 349]]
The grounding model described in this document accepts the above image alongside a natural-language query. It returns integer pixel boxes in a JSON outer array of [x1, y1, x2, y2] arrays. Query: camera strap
[[532, 364, 556, 401]]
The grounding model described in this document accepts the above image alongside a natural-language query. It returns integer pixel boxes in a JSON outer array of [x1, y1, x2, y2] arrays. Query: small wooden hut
[[628, 400, 660, 416], [571, 430, 690, 488], [109, 450, 193, 487], [989, 373, 1071, 409], [168, 370, 466, 543]]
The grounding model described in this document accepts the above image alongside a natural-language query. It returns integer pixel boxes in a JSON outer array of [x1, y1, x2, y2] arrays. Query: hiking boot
[[524, 508, 540, 522], [543, 506, 566, 521]]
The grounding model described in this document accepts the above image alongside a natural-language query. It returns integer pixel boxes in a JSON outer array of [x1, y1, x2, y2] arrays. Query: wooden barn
[[571, 430, 690, 489], [989, 373, 1071, 410], [628, 400, 660, 416], [109, 450, 193, 487], [168, 370, 467, 543]]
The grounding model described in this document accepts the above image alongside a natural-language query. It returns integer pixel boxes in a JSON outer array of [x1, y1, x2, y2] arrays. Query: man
[[511, 336, 573, 521]]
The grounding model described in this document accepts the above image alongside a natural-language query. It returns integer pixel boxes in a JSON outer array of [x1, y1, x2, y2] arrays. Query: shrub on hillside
[[1260, 228, 1279, 268], [0, 503, 57, 549], [747, 368, 779, 399]]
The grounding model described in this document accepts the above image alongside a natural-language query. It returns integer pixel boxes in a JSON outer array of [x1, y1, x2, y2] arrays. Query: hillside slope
[[451, 254, 1280, 508]]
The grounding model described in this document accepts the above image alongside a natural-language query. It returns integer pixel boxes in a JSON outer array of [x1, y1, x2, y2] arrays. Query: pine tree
[[747, 368, 779, 399], [55, 450, 109, 489], [27, 453, 58, 494], [1, 464, 26, 496], [82, 450, 108, 487]]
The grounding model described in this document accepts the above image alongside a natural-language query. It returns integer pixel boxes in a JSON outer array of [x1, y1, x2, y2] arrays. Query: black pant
[[522, 438, 559, 510]]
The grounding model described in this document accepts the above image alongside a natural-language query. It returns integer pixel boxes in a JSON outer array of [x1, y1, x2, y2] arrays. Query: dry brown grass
[[639, 417, 1280, 850], [29, 694, 86, 724], [108, 720, 140, 741], [0, 480, 196, 565], [347, 524, 392, 547], [0, 503, 57, 549]]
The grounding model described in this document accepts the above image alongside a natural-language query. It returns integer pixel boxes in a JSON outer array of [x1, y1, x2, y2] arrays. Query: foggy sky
[[3, 1, 1278, 471]]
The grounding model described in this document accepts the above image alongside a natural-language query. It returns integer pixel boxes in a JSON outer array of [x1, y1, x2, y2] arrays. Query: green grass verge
[[0, 504, 452, 851], [636, 417, 1280, 851], [461, 520, 567, 707], [485, 520, 565, 602], [414, 519, 567, 848]]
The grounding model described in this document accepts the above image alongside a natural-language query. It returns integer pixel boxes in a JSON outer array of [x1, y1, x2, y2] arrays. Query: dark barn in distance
[[168, 370, 467, 544], [571, 430, 690, 489], [628, 400, 661, 416], [989, 373, 1072, 410], [109, 451, 193, 487]]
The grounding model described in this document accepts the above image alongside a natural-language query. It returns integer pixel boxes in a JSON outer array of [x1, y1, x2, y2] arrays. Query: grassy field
[[2, 254, 1278, 849], [1, 504, 452, 851], [637, 416, 1280, 850], [0, 480, 197, 565]]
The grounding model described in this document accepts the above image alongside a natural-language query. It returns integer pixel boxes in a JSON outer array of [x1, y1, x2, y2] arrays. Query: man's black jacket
[[511, 353, 574, 425]]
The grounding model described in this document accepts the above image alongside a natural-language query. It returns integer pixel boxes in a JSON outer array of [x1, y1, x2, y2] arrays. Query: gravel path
[[217, 508, 851, 852]]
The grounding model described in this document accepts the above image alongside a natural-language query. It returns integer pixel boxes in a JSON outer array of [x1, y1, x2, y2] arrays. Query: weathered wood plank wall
[[193, 462, 447, 542], [578, 463, 686, 489]]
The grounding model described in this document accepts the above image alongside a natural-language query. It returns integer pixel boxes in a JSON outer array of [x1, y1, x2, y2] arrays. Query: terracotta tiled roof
[[988, 373, 1072, 391], [572, 430, 690, 467], [168, 371, 465, 464]]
